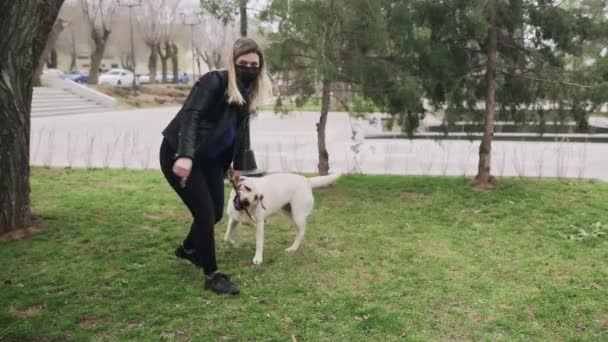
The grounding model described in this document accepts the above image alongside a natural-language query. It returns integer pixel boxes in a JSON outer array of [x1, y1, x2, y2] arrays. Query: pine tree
[[407, 0, 602, 187], [261, 0, 350, 175], [200, 0, 249, 37]]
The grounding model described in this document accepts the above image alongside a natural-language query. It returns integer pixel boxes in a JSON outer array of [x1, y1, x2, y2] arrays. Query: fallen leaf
[[284, 316, 294, 325]]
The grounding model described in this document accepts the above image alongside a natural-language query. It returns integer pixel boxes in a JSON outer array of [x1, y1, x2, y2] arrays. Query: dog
[[224, 173, 340, 265]]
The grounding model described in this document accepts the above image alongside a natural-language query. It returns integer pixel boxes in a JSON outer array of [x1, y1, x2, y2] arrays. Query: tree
[[262, 0, 351, 175], [343, 1, 425, 137], [157, 0, 181, 83], [395, 0, 603, 187], [69, 29, 78, 71], [81, 0, 116, 85], [137, 0, 169, 84], [0, 0, 65, 234], [197, 15, 237, 72], [200, 0, 249, 37], [170, 43, 180, 84], [33, 18, 69, 86]]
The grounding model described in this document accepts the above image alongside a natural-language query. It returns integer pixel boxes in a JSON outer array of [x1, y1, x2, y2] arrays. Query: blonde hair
[[224, 38, 272, 111]]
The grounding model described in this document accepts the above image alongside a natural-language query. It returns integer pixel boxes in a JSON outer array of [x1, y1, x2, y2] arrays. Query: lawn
[[1, 168, 607, 341]]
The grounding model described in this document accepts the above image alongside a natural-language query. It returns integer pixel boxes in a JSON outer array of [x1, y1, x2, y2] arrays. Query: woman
[[159, 38, 271, 295]]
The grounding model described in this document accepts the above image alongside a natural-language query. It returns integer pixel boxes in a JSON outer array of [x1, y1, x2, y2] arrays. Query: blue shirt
[[207, 80, 251, 158], [207, 117, 237, 158]]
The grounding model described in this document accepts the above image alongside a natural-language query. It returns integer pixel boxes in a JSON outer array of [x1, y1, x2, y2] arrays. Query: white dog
[[224, 173, 340, 265]]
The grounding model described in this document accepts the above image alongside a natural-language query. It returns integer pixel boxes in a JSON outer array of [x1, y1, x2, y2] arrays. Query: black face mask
[[235, 64, 259, 84]]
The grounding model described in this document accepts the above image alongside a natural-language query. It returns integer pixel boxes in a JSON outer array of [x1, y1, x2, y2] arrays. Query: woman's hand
[[173, 157, 192, 180], [228, 168, 241, 185]]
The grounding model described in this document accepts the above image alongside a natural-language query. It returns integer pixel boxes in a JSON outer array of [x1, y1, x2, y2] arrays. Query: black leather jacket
[[161, 70, 251, 173]]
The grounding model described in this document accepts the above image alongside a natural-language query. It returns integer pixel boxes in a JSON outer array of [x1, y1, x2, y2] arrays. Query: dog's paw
[[285, 246, 298, 253], [224, 238, 236, 246], [252, 256, 263, 265]]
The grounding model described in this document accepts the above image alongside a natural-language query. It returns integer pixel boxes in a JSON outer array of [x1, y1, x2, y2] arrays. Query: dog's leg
[[252, 221, 265, 265], [224, 218, 239, 245], [285, 215, 307, 252]]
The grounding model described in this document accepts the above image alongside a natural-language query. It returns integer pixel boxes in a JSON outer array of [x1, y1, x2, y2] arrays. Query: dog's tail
[[308, 173, 341, 189]]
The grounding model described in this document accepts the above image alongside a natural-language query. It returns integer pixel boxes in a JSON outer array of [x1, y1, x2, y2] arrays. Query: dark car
[[66, 71, 89, 83]]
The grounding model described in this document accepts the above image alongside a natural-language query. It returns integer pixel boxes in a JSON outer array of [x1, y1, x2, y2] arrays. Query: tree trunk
[[148, 43, 158, 84], [473, 2, 498, 188], [159, 42, 170, 83], [0, 0, 64, 234], [171, 43, 179, 84], [87, 28, 111, 85], [120, 52, 133, 70], [239, 0, 248, 37], [33, 17, 66, 86], [213, 52, 222, 71], [195, 48, 203, 78], [49, 49, 58, 68], [89, 46, 105, 84], [317, 78, 331, 175], [69, 30, 77, 71]]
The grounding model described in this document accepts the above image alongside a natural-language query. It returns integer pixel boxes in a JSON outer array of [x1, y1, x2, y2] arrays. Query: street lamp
[[180, 12, 202, 84], [118, 0, 142, 96]]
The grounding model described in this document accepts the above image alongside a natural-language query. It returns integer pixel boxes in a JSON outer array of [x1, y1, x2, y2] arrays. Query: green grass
[[1, 168, 608, 341]]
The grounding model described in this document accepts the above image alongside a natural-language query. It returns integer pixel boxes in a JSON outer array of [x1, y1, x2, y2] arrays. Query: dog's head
[[235, 178, 265, 210]]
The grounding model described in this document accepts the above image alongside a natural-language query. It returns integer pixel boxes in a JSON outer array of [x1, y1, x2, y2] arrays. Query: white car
[[43, 68, 66, 79], [98, 68, 135, 87], [138, 74, 152, 84], [138, 73, 176, 84]]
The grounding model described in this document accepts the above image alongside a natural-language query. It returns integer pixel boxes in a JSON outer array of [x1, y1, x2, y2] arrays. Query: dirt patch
[[596, 314, 608, 327], [143, 212, 164, 220], [397, 190, 430, 202], [94, 84, 189, 109], [126, 321, 145, 329], [0, 215, 43, 241], [96, 331, 116, 341], [470, 175, 499, 190], [9, 303, 46, 318], [160, 330, 189, 342], [417, 240, 459, 259], [80, 315, 104, 326]]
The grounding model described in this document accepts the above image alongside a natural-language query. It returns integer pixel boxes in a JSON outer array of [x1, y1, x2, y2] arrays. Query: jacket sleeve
[[176, 71, 222, 159]]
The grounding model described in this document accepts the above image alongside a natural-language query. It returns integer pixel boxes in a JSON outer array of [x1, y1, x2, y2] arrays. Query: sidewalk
[[31, 108, 608, 182]]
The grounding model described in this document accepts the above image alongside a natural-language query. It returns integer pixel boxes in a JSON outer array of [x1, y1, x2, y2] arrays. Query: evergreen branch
[[497, 69, 595, 88]]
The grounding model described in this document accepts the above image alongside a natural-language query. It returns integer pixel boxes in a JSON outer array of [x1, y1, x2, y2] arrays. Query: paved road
[[31, 107, 608, 182]]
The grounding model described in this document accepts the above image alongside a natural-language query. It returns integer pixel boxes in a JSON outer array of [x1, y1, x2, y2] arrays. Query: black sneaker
[[175, 245, 201, 267], [204, 273, 240, 295]]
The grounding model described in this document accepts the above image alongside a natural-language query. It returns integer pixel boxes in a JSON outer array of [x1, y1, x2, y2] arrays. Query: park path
[[30, 107, 608, 182]]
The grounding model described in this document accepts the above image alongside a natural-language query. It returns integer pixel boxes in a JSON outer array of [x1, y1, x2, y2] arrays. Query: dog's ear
[[260, 194, 264, 201]]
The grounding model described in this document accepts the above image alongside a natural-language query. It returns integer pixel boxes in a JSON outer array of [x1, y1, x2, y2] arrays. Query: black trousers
[[159, 138, 225, 275]]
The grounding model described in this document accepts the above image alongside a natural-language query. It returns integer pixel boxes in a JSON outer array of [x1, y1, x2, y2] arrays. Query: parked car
[[162, 74, 175, 83], [98, 68, 135, 87], [138, 72, 189, 84], [137, 73, 153, 84], [43, 68, 66, 79], [66, 70, 89, 83], [178, 72, 189, 84]]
